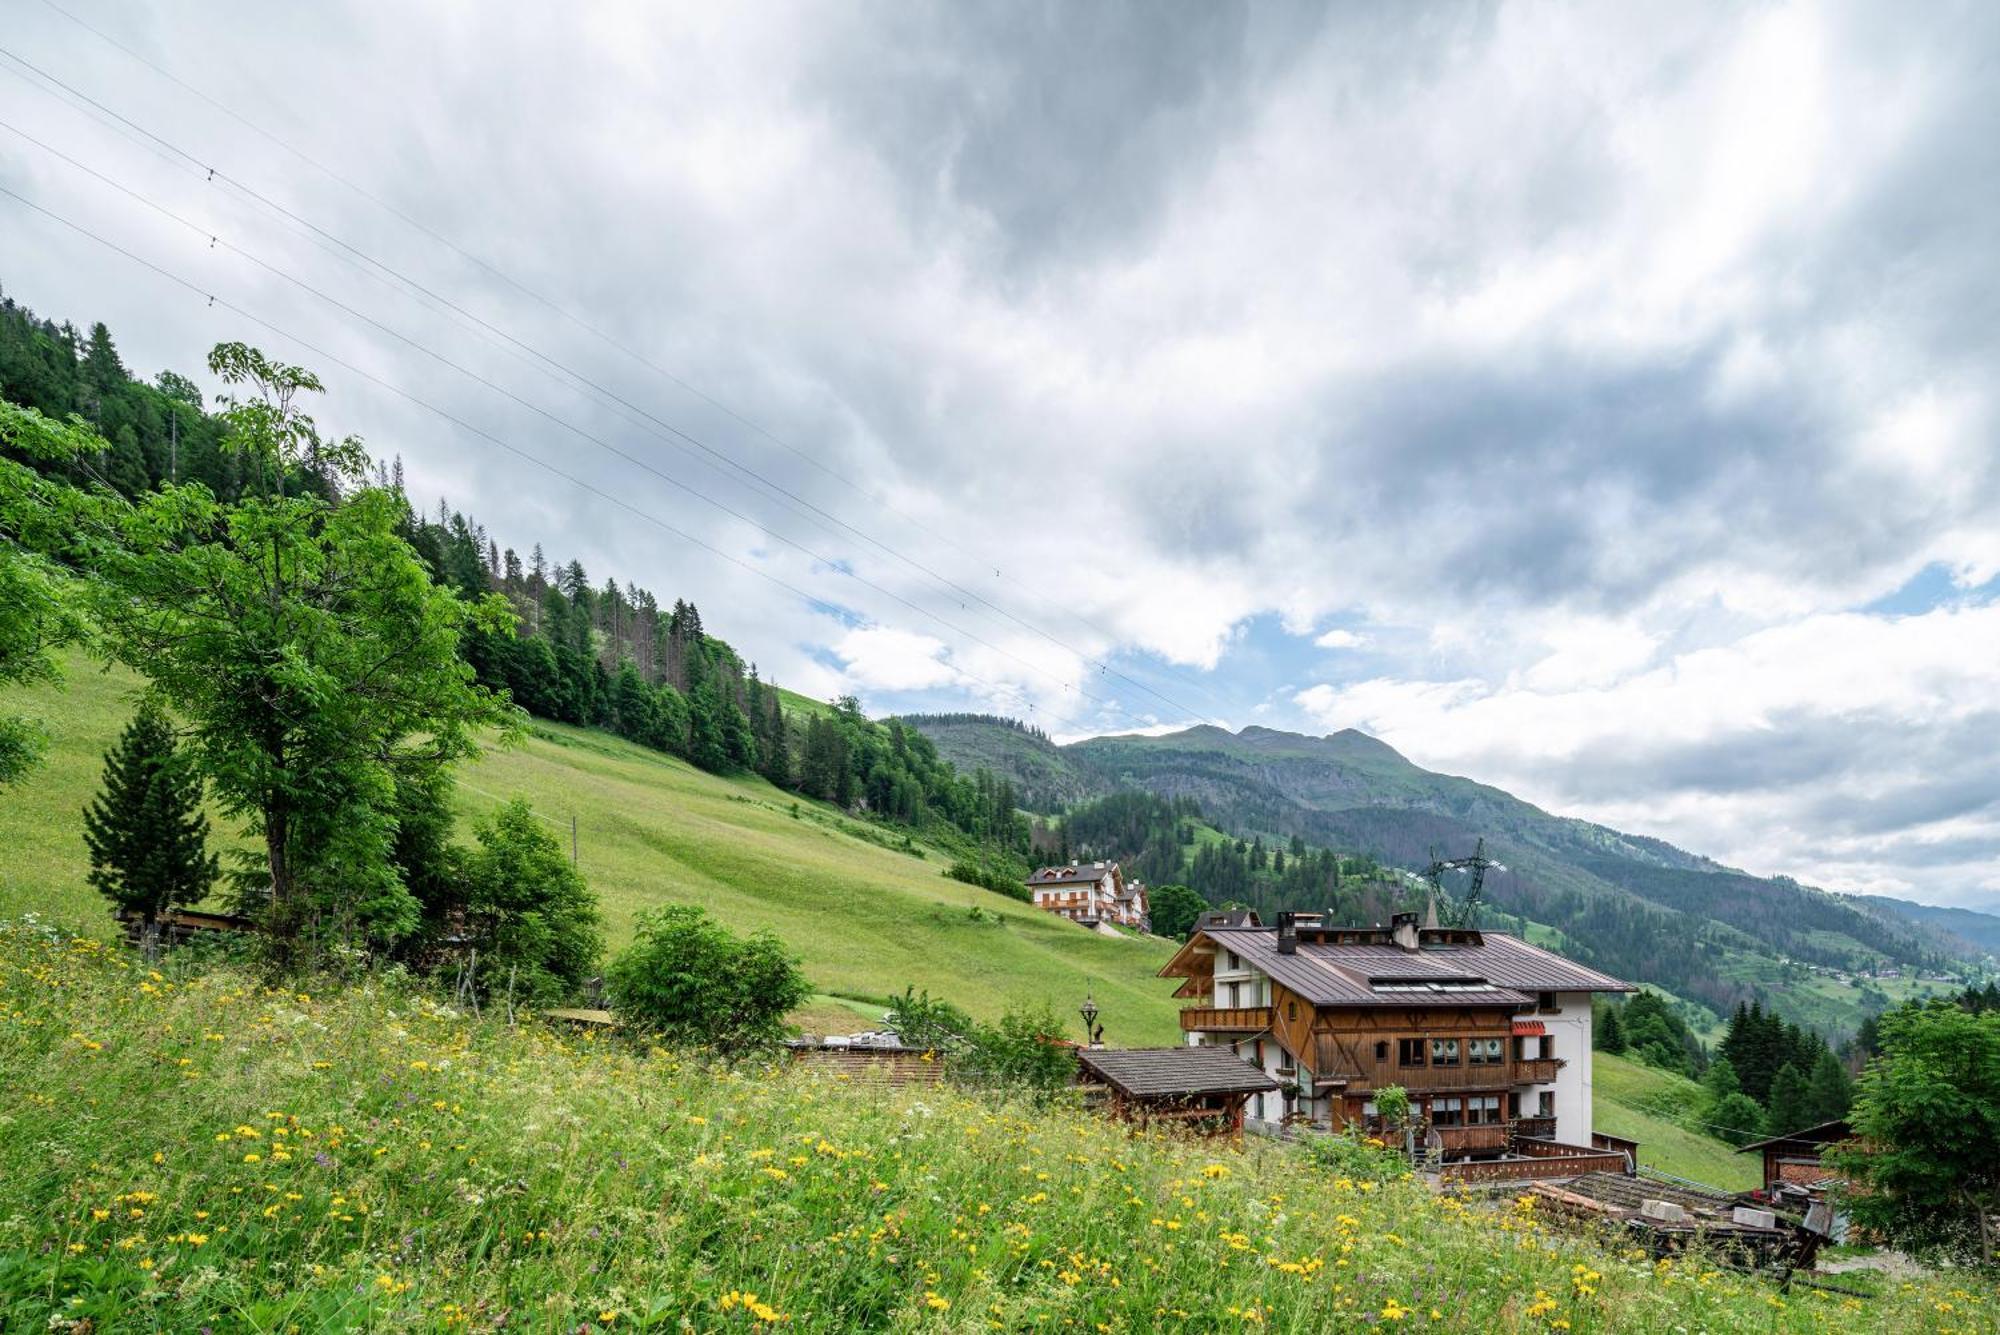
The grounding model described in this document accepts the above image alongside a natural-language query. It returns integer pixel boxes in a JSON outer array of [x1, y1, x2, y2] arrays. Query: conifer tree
[[1598, 1004, 1627, 1054], [1803, 1048, 1853, 1124], [1767, 1062, 1811, 1135], [82, 702, 218, 955]]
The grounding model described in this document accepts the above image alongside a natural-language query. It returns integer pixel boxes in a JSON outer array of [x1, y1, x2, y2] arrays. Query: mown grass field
[[1591, 1054, 1759, 1191], [5, 920, 1988, 1334], [0, 658, 1184, 1042]]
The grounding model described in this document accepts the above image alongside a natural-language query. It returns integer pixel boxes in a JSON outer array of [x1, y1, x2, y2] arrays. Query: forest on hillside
[[0, 292, 1030, 864]]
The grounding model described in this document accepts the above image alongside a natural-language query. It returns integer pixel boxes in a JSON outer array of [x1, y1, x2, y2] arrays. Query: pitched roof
[[1076, 1045, 1280, 1098], [1735, 1119, 1853, 1153], [1163, 925, 1632, 1008], [1030, 861, 1118, 888]]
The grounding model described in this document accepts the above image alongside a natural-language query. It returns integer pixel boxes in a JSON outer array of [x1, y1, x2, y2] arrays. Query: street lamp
[[1080, 992, 1103, 1048]]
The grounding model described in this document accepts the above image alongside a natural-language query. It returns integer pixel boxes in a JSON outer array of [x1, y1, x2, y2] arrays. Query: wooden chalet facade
[[1161, 911, 1635, 1174], [1028, 862, 1149, 930]]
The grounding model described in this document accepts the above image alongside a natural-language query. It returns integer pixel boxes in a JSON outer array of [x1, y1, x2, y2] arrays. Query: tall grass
[[0, 919, 1985, 1333]]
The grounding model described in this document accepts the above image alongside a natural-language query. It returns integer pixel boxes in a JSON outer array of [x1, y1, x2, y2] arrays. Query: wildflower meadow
[[0, 919, 1988, 1332]]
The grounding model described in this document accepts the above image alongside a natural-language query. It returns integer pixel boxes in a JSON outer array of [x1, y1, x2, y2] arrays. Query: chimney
[[1391, 911, 1421, 952], [1277, 911, 1298, 955]]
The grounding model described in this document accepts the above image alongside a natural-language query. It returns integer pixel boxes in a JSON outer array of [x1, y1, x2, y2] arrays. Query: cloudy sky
[[3, 1, 1996, 911]]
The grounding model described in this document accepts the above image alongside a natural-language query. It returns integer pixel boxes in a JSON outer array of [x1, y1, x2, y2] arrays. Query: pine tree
[[1804, 1049, 1853, 1124], [1598, 1004, 1627, 1054], [81, 703, 218, 955], [1767, 1062, 1811, 1135]]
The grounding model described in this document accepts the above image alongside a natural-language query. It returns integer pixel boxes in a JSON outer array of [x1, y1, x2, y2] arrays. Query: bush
[[606, 904, 811, 1049], [461, 800, 603, 1006], [945, 860, 1029, 901], [885, 988, 1075, 1099], [1303, 1126, 1412, 1182], [885, 986, 978, 1055], [960, 1003, 1077, 1099]]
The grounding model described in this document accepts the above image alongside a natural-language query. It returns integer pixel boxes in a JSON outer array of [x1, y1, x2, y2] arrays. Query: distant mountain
[[1857, 895, 2000, 958], [905, 717, 1984, 1035]]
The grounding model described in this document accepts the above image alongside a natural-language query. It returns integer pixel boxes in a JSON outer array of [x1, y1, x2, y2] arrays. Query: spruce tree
[[82, 702, 218, 954], [1804, 1049, 1854, 1124], [1598, 1004, 1627, 1054], [1767, 1062, 1811, 1135]]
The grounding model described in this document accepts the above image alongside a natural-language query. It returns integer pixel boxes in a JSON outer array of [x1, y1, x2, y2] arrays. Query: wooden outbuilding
[[1744, 1119, 1848, 1191], [1075, 1045, 1278, 1133]]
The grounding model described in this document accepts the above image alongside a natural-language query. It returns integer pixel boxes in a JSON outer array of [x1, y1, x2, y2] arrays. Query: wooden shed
[[1075, 1045, 1278, 1134]]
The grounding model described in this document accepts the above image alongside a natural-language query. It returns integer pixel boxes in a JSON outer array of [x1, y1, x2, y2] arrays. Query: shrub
[[1303, 1127, 1412, 1182], [461, 799, 603, 1006], [945, 860, 1029, 901], [886, 989, 1076, 1099], [605, 904, 811, 1049]]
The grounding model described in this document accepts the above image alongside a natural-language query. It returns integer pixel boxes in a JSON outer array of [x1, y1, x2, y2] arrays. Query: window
[[1537, 1091, 1555, 1118], [1397, 1038, 1427, 1068], [1224, 951, 1238, 971], [1374, 1040, 1389, 1062], [1286, 1000, 1297, 1022], [1468, 1037, 1505, 1065], [1507, 1092, 1521, 1119], [1429, 1038, 1461, 1067], [1537, 991, 1560, 1014], [1432, 1097, 1463, 1127], [1467, 1095, 1503, 1125]]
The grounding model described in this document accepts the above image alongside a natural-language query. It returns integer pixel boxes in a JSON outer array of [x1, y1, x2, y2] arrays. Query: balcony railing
[[1512, 1115, 1558, 1142], [1432, 1124, 1510, 1154], [1178, 1006, 1273, 1033], [1366, 1063, 1518, 1092], [1515, 1057, 1564, 1084]]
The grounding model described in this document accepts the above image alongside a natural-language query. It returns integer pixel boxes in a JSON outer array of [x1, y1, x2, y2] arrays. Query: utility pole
[[169, 407, 177, 483]]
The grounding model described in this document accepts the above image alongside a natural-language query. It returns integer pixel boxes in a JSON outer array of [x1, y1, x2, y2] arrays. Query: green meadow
[[0, 657, 1183, 1043]]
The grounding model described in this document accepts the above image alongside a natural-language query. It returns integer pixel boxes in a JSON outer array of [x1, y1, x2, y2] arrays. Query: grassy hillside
[[5, 920, 1978, 1333], [1592, 1054, 1758, 1191], [0, 659, 1183, 1042]]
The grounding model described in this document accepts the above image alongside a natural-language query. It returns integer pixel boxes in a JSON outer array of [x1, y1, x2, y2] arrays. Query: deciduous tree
[[85, 346, 519, 955]]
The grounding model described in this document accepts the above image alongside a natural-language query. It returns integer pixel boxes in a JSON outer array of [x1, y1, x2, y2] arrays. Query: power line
[[6, 16, 1238, 726], [0, 133, 1185, 729], [0, 181, 1128, 729]]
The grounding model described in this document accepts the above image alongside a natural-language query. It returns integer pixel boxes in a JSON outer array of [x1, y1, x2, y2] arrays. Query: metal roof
[[1076, 1045, 1280, 1098], [1173, 926, 1632, 1007], [1030, 861, 1119, 888]]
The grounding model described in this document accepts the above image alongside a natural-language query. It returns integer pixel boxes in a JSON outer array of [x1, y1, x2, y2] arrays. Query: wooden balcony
[[1178, 1006, 1273, 1033], [1512, 1115, 1558, 1142], [1364, 1063, 1517, 1092], [1515, 1057, 1563, 1084], [1432, 1124, 1509, 1154]]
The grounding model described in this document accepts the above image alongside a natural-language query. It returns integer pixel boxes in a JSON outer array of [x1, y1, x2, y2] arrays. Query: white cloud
[[1293, 600, 2000, 905], [1313, 628, 1368, 650], [832, 627, 960, 693]]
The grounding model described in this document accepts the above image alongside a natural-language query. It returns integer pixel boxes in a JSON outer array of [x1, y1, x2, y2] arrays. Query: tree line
[[1043, 789, 1410, 933], [401, 496, 1030, 856]]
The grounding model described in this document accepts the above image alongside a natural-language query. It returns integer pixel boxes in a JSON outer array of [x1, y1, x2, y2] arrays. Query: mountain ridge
[[902, 715, 1992, 1034]]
